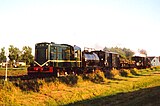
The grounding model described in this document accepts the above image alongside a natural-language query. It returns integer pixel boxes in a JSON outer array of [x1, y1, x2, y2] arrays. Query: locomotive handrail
[[34, 60, 51, 67], [34, 61, 43, 67], [34, 60, 81, 67], [50, 60, 81, 63], [41, 60, 50, 67]]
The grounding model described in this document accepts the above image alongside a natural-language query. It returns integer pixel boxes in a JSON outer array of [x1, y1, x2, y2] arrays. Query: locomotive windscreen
[[35, 43, 49, 64]]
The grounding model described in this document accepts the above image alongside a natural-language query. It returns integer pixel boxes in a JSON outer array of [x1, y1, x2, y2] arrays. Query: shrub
[[120, 69, 132, 77], [59, 75, 78, 86], [14, 79, 43, 92], [82, 70, 106, 83], [151, 66, 160, 71], [130, 68, 139, 75], [109, 69, 120, 78]]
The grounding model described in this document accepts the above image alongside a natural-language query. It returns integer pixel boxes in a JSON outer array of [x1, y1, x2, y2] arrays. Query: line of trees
[[104, 46, 135, 60], [103, 46, 148, 60], [0, 45, 34, 67]]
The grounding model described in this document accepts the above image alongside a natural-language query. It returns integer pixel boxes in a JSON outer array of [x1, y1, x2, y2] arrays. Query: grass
[[0, 67, 160, 105], [0, 68, 27, 76]]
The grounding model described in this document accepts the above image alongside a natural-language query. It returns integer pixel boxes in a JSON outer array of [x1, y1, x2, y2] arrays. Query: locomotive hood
[[83, 53, 99, 61]]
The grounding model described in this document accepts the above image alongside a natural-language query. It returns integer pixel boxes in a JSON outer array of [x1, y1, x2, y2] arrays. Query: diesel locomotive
[[28, 42, 82, 76], [27, 42, 151, 76]]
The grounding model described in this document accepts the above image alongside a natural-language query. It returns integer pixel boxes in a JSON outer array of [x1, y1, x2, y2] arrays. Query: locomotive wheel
[[53, 69, 61, 77], [28, 73, 34, 76], [53, 70, 57, 77]]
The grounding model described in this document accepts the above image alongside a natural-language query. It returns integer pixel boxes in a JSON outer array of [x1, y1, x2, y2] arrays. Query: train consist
[[27, 42, 151, 76]]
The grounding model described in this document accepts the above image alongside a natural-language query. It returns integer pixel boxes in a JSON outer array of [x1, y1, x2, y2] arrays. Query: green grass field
[[1, 67, 160, 106]]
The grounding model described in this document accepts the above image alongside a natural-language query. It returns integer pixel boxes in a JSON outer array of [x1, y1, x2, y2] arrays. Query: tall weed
[[0, 81, 21, 105]]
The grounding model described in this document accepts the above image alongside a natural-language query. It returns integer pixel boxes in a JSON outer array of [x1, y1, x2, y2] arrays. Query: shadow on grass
[[0, 71, 105, 91], [107, 77, 128, 81], [0, 74, 79, 92], [0, 72, 107, 92], [66, 86, 160, 106], [152, 72, 160, 74], [14, 79, 42, 92], [125, 74, 151, 78]]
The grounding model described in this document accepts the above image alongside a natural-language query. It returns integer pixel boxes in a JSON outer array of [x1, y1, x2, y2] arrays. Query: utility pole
[[5, 47, 8, 81], [5, 60, 7, 81]]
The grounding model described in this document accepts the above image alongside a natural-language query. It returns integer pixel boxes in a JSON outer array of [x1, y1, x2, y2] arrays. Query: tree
[[123, 48, 135, 59], [21, 46, 34, 65], [103, 47, 109, 52], [139, 49, 147, 56], [103, 46, 135, 59], [8, 45, 21, 67], [0, 47, 6, 66]]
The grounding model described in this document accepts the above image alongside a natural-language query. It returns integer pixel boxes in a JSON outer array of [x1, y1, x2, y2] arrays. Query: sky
[[0, 0, 160, 56]]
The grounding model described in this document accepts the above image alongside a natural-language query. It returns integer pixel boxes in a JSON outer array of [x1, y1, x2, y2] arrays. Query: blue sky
[[0, 0, 160, 56]]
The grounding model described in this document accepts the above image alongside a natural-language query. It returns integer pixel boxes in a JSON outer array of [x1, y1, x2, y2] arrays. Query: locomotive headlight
[[46, 63, 48, 66]]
